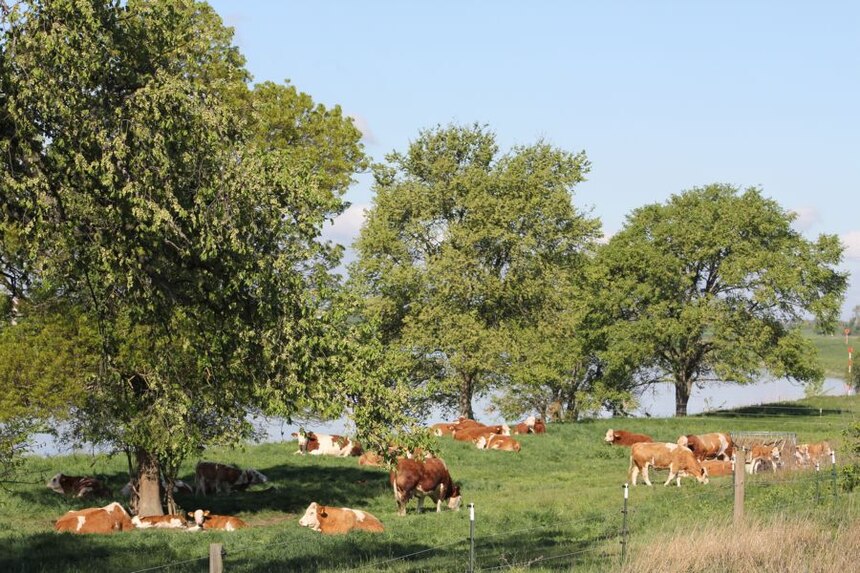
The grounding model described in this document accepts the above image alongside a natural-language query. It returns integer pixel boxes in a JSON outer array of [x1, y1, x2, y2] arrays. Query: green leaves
[[594, 183, 847, 415]]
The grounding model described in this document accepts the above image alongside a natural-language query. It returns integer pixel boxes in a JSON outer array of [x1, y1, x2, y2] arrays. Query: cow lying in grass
[[298, 502, 384, 534], [604, 429, 653, 446], [54, 502, 133, 534], [46, 473, 111, 499]]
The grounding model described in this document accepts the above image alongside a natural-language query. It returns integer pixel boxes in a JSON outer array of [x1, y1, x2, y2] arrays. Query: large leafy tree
[[352, 124, 599, 419], [593, 184, 847, 416], [1, 0, 365, 515]]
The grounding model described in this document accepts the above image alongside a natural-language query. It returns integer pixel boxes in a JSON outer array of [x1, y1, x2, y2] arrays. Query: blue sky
[[208, 0, 860, 319]]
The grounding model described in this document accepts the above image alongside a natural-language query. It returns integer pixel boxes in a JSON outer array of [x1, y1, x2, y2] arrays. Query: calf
[[604, 429, 653, 446], [391, 457, 462, 516], [131, 514, 188, 529], [475, 434, 521, 452], [629, 442, 709, 487], [54, 502, 134, 534], [292, 431, 363, 457], [795, 441, 832, 466], [298, 502, 384, 534], [194, 461, 267, 496], [677, 432, 734, 461], [46, 473, 111, 499], [188, 509, 248, 531]]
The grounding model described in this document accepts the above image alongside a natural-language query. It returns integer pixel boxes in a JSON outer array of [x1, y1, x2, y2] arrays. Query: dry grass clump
[[621, 514, 859, 573]]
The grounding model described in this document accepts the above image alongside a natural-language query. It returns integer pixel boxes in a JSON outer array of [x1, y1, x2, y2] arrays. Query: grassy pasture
[[806, 328, 857, 378], [1, 395, 858, 572]]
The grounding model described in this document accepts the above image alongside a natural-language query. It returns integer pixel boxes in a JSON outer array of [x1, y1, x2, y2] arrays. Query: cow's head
[[46, 473, 66, 493], [298, 502, 323, 531], [500, 424, 511, 436], [447, 484, 462, 511], [694, 464, 709, 484], [604, 429, 616, 444], [189, 509, 210, 526]]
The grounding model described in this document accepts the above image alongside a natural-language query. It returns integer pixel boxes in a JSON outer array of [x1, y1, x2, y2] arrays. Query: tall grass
[[0, 395, 858, 572]]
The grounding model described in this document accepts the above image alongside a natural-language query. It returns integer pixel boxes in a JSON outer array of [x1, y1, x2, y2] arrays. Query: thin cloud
[[841, 230, 860, 260], [790, 206, 819, 231], [323, 203, 368, 247], [348, 114, 378, 145]]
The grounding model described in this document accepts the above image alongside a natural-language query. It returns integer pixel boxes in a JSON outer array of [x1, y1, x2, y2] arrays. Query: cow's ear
[[318, 506, 327, 517], [187, 512, 194, 517], [204, 510, 210, 516]]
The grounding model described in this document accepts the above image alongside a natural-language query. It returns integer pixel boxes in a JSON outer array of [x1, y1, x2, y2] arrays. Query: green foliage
[[352, 123, 599, 418], [0, 0, 367, 509], [593, 184, 847, 416]]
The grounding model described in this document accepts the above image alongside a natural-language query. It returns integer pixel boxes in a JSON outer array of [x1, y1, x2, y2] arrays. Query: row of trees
[[0, 0, 848, 514]]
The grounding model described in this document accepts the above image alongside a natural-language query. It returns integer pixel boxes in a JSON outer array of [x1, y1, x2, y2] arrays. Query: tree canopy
[[0, 0, 368, 514], [351, 123, 600, 419], [592, 184, 847, 416]]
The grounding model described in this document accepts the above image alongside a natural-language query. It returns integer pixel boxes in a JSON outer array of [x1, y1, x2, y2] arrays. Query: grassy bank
[[1, 395, 858, 572], [807, 329, 857, 378]]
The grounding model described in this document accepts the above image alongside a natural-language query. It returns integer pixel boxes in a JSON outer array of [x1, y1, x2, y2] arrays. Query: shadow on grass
[[701, 403, 845, 418]]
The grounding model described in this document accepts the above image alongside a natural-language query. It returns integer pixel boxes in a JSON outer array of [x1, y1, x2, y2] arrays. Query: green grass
[[2, 395, 859, 572], [806, 329, 857, 378]]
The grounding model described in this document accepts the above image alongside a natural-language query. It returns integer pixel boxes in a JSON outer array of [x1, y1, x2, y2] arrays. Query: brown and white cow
[[194, 461, 268, 496], [701, 459, 734, 477], [750, 445, 781, 461], [46, 473, 112, 499], [532, 418, 547, 434], [629, 442, 709, 487], [795, 441, 832, 466], [54, 502, 134, 534], [475, 434, 521, 452], [604, 429, 653, 446], [131, 514, 189, 529], [188, 509, 248, 531], [431, 423, 457, 436], [677, 432, 734, 461], [391, 457, 462, 516], [298, 502, 384, 534], [292, 431, 363, 457], [452, 424, 510, 442]]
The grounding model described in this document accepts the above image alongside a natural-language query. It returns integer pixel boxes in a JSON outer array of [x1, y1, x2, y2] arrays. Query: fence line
[[128, 554, 210, 573]]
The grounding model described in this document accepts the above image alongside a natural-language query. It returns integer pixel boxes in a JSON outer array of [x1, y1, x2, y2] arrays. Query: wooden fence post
[[210, 543, 223, 573], [733, 449, 745, 525]]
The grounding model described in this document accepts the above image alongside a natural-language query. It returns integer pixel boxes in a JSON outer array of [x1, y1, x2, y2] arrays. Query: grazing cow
[[629, 442, 709, 487], [298, 502, 384, 534], [391, 457, 462, 516], [701, 459, 734, 477], [795, 441, 832, 465], [194, 461, 268, 496], [677, 432, 734, 461], [54, 502, 134, 534], [188, 509, 248, 531], [131, 514, 189, 529], [475, 434, 521, 452], [292, 431, 363, 457], [46, 473, 111, 499], [604, 429, 653, 446]]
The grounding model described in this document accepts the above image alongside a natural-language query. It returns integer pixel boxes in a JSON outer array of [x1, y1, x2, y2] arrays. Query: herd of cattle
[[603, 428, 834, 487], [43, 420, 831, 535]]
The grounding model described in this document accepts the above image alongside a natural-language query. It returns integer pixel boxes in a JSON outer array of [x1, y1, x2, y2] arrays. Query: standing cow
[[194, 462, 267, 495], [629, 442, 709, 487], [390, 457, 461, 516], [677, 432, 734, 461]]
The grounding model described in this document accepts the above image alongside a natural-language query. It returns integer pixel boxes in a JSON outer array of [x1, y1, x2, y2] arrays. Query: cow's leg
[[393, 483, 408, 516], [630, 463, 639, 486], [642, 463, 652, 486]]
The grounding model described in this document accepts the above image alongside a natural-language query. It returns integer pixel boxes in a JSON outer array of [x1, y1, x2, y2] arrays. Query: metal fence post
[[733, 448, 745, 525], [815, 462, 821, 505], [620, 483, 629, 564], [468, 503, 475, 573], [831, 450, 838, 503], [210, 543, 223, 573]]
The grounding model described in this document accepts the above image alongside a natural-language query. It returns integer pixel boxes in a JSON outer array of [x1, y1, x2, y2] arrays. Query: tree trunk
[[675, 378, 691, 417], [458, 373, 475, 419], [136, 448, 163, 517]]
